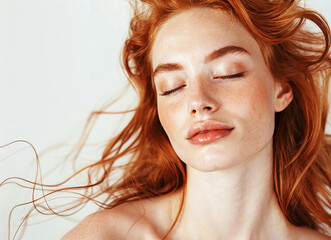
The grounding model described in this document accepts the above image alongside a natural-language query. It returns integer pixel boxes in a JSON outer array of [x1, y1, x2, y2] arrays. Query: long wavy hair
[[5, 0, 331, 238]]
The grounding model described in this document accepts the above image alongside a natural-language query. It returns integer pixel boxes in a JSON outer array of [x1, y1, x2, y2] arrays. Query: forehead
[[151, 8, 261, 69]]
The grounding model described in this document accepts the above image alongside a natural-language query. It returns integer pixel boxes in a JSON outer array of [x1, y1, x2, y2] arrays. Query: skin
[[63, 8, 331, 240]]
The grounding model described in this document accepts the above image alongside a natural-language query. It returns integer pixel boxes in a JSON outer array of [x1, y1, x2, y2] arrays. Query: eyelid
[[159, 72, 245, 96], [213, 72, 245, 80], [159, 85, 185, 96]]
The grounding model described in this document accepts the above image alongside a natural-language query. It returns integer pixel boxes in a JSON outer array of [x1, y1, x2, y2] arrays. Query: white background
[[0, 0, 330, 239]]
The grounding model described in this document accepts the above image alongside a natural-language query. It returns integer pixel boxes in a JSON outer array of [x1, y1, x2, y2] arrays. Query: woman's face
[[151, 8, 290, 172]]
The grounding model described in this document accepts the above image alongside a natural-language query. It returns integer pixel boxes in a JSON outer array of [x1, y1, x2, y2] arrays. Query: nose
[[187, 82, 219, 115]]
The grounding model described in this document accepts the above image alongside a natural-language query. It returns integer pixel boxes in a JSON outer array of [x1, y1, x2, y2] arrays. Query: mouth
[[186, 120, 234, 145]]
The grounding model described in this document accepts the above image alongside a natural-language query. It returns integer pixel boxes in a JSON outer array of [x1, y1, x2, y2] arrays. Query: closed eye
[[214, 72, 245, 80], [160, 85, 185, 96], [159, 72, 244, 96]]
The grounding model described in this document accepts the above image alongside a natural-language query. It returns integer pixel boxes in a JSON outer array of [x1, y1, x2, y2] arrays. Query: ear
[[274, 81, 293, 112]]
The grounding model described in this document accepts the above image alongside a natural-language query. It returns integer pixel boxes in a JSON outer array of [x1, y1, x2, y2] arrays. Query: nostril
[[190, 106, 213, 114]]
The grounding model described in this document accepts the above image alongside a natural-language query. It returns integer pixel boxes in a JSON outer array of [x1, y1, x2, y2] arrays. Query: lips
[[186, 120, 234, 145]]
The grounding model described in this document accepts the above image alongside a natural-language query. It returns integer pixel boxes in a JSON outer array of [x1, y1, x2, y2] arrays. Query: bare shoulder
[[61, 194, 177, 240], [62, 210, 113, 240]]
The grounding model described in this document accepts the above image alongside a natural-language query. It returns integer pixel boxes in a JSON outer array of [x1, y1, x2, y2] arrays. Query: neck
[[170, 144, 291, 240]]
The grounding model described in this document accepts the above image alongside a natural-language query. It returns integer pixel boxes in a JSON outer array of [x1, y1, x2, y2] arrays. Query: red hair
[[119, 0, 331, 233], [6, 0, 330, 237]]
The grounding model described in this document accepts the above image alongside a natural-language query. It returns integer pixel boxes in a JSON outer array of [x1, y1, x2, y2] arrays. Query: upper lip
[[186, 120, 234, 139]]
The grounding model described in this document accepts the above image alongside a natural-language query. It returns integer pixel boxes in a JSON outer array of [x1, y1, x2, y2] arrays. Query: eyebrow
[[153, 45, 250, 77], [205, 45, 250, 63], [153, 63, 184, 78]]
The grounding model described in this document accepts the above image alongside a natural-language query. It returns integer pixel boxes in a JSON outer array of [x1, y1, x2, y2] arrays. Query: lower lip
[[188, 129, 233, 145]]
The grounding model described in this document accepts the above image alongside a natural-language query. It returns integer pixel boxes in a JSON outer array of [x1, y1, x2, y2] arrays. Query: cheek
[[157, 99, 188, 159], [157, 101, 167, 132], [157, 99, 182, 138], [223, 76, 275, 139], [249, 84, 272, 119], [238, 79, 275, 141], [234, 76, 274, 117]]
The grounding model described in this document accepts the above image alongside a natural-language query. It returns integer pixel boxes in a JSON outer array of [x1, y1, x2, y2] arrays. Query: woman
[[59, 0, 331, 239]]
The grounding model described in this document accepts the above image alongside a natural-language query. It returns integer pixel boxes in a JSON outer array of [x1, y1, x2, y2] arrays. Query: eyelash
[[213, 72, 245, 80], [160, 72, 245, 96], [160, 85, 185, 96]]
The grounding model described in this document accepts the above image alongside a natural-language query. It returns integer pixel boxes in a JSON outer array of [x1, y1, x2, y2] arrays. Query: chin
[[186, 153, 243, 172]]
